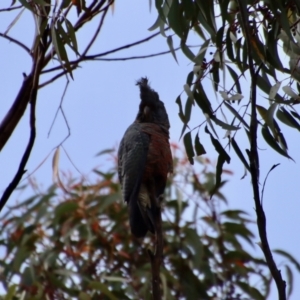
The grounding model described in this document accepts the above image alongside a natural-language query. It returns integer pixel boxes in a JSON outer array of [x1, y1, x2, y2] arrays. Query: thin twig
[[86, 31, 162, 59], [39, 66, 77, 88], [48, 81, 70, 139], [42, 47, 179, 74], [237, 1, 287, 299], [39, 30, 163, 87], [81, 5, 109, 56], [0, 5, 22, 12], [0, 32, 31, 55]]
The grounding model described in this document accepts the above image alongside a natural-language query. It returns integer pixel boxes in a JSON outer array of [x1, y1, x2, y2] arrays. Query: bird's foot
[[157, 194, 164, 208]]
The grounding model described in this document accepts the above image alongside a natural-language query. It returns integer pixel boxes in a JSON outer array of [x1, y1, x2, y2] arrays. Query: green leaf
[[96, 148, 114, 156], [205, 126, 230, 191], [196, 0, 216, 41], [186, 71, 194, 86], [4, 285, 17, 300], [194, 39, 210, 64], [79, 292, 91, 300], [223, 222, 254, 245], [51, 25, 74, 79], [290, 109, 300, 121], [276, 107, 300, 130], [285, 265, 293, 297], [216, 26, 224, 59], [65, 19, 79, 54], [194, 83, 213, 115], [273, 249, 300, 272], [194, 133, 206, 156], [226, 65, 242, 94], [166, 35, 178, 63], [216, 154, 226, 188], [148, 14, 162, 31], [18, 0, 34, 11], [205, 126, 230, 164], [220, 0, 231, 23], [211, 116, 240, 131], [212, 61, 220, 91], [184, 97, 193, 125], [168, 0, 183, 38], [224, 102, 249, 129], [184, 227, 204, 270], [183, 132, 195, 164], [88, 281, 118, 300], [231, 137, 250, 172], [181, 43, 195, 61], [261, 125, 291, 159], [237, 281, 264, 300], [266, 102, 278, 133], [55, 201, 78, 220], [226, 29, 235, 62]]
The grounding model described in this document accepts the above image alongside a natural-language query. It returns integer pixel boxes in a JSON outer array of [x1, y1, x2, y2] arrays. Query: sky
[[1, 0, 300, 299]]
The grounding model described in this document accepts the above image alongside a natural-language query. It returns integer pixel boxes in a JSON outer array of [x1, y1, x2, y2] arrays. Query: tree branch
[[148, 196, 164, 300], [0, 42, 45, 210], [237, 1, 286, 300], [0, 32, 31, 55], [81, 4, 109, 57]]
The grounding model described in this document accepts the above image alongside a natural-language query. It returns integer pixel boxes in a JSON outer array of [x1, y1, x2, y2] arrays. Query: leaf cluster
[[152, 0, 300, 183], [0, 147, 298, 299]]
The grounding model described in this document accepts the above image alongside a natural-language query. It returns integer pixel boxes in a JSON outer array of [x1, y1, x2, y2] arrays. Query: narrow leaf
[[269, 81, 281, 100], [273, 249, 300, 272], [231, 137, 250, 172], [183, 132, 194, 164], [205, 126, 230, 163], [194, 133, 206, 156], [261, 125, 291, 159], [282, 85, 299, 99], [211, 116, 240, 131], [276, 108, 300, 130], [166, 35, 178, 63], [224, 102, 249, 129]]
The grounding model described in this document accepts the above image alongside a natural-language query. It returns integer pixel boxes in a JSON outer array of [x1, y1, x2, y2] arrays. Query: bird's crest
[[135, 77, 170, 129]]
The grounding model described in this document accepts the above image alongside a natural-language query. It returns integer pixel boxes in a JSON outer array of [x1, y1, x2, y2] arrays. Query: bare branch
[[237, 1, 287, 299], [86, 48, 180, 61], [0, 5, 22, 12], [0, 40, 46, 211], [81, 4, 109, 56], [0, 32, 32, 56], [48, 81, 70, 138], [42, 47, 178, 75], [87, 31, 161, 58], [39, 66, 77, 88]]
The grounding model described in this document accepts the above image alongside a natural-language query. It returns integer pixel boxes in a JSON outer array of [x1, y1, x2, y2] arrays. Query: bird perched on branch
[[118, 78, 173, 238]]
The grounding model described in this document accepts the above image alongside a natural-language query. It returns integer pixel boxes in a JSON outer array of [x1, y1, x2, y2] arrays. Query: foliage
[[152, 0, 300, 167], [152, 2, 300, 298], [0, 146, 298, 300]]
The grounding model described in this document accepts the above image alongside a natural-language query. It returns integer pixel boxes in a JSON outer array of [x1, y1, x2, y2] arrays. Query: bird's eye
[[143, 106, 150, 116]]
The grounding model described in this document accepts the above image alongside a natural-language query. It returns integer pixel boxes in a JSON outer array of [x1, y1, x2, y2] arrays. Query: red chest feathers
[[140, 123, 173, 181]]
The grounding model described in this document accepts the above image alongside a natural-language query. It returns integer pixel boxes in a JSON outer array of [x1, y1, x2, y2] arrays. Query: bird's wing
[[118, 123, 150, 204]]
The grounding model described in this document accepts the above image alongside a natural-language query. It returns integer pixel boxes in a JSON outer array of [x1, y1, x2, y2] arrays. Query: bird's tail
[[128, 198, 150, 238]]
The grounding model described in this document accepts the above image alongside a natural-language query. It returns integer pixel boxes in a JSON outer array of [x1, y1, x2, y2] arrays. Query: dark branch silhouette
[[0, 38, 46, 210], [237, 1, 287, 299], [148, 197, 164, 300]]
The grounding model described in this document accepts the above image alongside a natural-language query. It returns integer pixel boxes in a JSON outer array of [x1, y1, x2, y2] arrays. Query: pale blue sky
[[1, 0, 300, 298]]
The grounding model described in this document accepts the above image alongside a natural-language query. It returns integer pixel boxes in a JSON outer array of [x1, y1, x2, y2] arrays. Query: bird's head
[[135, 77, 170, 129]]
